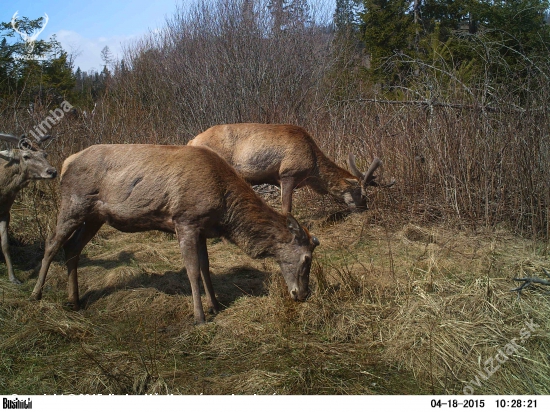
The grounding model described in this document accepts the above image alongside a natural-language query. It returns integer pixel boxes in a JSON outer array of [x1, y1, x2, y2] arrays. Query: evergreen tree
[[0, 15, 75, 104], [357, 0, 550, 86], [360, 0, 416, 84], [334, 0, 361, 31]]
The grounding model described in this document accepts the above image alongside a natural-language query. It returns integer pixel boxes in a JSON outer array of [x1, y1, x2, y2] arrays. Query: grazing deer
[[0, 133, 57, 284], [30, 145, 319, 324], [188, 123, 394, 214]]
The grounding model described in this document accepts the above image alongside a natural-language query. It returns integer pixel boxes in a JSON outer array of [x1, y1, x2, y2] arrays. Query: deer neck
[[0, 157, 27, 214], [222, 187, 290, 259], [310, 148, 357, 196]]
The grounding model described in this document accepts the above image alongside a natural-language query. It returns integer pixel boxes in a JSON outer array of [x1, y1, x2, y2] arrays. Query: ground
[[1, 201, 549, 395]]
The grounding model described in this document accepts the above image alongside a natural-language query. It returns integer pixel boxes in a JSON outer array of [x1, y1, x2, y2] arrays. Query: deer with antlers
[[0, 133, 57, 283], [189, 123, 394, 214]]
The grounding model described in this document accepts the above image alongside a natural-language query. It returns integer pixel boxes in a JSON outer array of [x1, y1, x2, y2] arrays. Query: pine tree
[[360, 0, 416, 84], [334, 0, 361, 31], [1, 14, 76, 104], [358, 0, 550, 86]]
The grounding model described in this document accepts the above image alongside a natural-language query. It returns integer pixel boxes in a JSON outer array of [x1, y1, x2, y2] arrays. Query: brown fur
[[0, 146, 57, 283], [31, 144, 319, 324], [188, 123, 381, 213]]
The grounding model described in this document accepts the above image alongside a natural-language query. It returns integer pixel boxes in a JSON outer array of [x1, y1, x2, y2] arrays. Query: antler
[[0, 133, 21, 145], [367, 164, 396, 188], [362, 157, 382, 186], [347, 153, 364, 179], [34, 134, 53, 144], [348, 153, 396, 188], [0, 133, 51, 150], [22, 133, 53, 149]]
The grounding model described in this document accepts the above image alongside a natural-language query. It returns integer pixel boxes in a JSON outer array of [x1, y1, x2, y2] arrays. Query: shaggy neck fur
[[222, 183, 291, 259], [307, 145, 358, 196]]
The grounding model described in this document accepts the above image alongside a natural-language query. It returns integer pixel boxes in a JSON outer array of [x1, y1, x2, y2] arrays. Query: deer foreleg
[[31, 218, 83, 301], [280, 177, 296, 215], [176, 224, 206, 324], [198, 234, 219, 314], [0, 215, 20, 284]]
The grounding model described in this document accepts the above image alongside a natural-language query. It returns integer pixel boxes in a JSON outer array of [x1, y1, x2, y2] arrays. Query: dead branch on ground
[[512, 269, 550, 297]]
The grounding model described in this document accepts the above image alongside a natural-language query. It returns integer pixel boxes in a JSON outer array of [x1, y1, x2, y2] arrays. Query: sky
[[0, 0, 188, 73], [1, 0, 336, 73]]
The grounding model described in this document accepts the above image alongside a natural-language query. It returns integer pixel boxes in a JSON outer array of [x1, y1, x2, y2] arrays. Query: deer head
[[0, 133, 57, 180]]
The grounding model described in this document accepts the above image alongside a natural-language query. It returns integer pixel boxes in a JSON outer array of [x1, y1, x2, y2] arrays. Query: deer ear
[[287, 214, 307, 242], [0, 150, 14, 160], [344, 178, 359, 185], [18, 138, 33, 150]]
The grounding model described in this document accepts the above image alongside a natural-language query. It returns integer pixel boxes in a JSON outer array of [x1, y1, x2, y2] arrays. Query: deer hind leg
[[0, 215, 21, 284], [280, 176, 296, 215], [198, 234, 219, 315], [31, 216, 85, 301], [63, 220, 103, 310], [176, 224, 206, 324]]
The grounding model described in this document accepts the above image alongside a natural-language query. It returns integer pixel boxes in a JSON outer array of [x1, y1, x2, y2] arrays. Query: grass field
[[1, 188, 549, 395]]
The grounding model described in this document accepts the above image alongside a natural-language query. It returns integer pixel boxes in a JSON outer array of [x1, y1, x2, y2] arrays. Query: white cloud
[[55, 29, 138, 73]]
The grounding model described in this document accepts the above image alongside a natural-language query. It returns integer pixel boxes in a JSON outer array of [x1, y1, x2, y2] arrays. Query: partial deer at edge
[[0, 133, 57, 283]]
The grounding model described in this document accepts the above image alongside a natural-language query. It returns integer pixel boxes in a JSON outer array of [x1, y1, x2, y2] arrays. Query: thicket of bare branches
[[103, 0, 334, 141], [2, 0, 549, 239]]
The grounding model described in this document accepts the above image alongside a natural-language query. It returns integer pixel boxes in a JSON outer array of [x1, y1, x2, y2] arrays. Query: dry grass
[[1, 202, 549, 395]]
